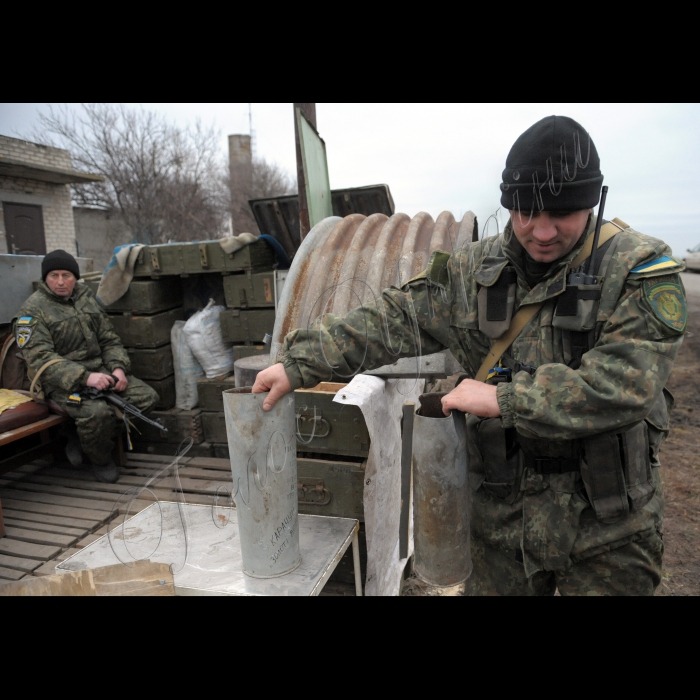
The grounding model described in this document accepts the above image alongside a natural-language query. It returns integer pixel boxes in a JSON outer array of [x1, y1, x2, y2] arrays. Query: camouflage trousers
[[465, 467, 665, 596], [51, 372, 159, 466]]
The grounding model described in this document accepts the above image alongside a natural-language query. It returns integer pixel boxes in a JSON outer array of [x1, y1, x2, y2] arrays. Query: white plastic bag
[[183, 299, 234, 380], [172, 320, 205, 410]]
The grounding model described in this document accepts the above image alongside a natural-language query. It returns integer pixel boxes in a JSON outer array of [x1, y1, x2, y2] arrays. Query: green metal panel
[[86, 278, 182, 314], [295, 383, 370, 458], [135, 408, 204, 444], [132, 241, 276, 278], [201, 411, 227, 444], [143, 375, 176, 410], [127, 345, 174, 381], [296, 109, 333, 229], [220, 308, 276, 345], [108, 307, 184, 348], [197, 375, 236, 413], [223, 271, 276, 309]]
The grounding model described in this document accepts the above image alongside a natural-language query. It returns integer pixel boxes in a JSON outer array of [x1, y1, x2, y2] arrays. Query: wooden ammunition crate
[[208, 445, 365, 522], [295, 383, 370, 458], [143, 375, 176, 410], [220, 308, 276, 345], [130, 441, 213, 459], [201, 411, 227, 444], [197, 375, 236, 413], [232, 344, 268, 362], [108, 307, 184, 348], [127, 345, 174, 381], [134, 408, 203, 444], [86, 278, 182, 314], [132, 240, 276, 277], [223, 271, 275, 309]]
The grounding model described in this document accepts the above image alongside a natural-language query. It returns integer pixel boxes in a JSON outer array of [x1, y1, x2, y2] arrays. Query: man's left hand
[[112, 368, 128, 392], [441, 378, 501, 417]]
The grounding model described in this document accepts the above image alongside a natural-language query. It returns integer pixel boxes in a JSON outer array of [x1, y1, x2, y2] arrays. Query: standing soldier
[[14, 250, 159, 483], [254, 115, 687, 596]]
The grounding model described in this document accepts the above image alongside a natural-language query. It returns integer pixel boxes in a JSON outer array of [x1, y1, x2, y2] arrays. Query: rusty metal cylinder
[[222, 388, 301, 578], [412, 393, 471, 587]]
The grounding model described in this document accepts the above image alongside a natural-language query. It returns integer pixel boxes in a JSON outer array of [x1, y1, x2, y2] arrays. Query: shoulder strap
[[0, 334, 16, 387], [29, 358, 67, 401], [474, 221, 624, 382]]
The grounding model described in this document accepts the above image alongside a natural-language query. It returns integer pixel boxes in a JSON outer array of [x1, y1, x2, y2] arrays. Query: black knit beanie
[[500, 116, 603, 212], [42, 249, 80, 281]]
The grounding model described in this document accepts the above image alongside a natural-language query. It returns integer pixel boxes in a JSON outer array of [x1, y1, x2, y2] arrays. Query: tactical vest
[[467, 226, 666, 524]]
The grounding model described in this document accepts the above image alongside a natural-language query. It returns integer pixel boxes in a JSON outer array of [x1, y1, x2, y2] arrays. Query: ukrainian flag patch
[[631, 256, 680, 275], [643, 275, 687, 333], [17, 316, 33, 324]]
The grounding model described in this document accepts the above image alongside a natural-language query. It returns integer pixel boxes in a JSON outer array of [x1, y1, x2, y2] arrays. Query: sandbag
[[183, 300, 234, 380], [171, 321, 205, 410]]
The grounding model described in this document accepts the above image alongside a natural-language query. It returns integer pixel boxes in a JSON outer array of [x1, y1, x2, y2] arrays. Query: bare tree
[[228, 156, 296, 235], [31, 104, 229, 244]]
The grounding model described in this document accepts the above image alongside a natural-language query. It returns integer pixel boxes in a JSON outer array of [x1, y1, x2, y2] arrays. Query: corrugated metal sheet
[[271, 211, 477, 361]]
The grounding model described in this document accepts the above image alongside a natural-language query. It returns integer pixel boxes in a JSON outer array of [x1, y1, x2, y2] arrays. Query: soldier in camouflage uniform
[[14, 250, 158, 483], [254, 116, 687, 595]]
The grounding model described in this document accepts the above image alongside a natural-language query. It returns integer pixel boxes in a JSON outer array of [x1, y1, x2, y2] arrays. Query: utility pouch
[[552, 283, 602, 332], [478, 268, 517, 339], [466, 414, 520, 502], [581, 421, 654, 523]]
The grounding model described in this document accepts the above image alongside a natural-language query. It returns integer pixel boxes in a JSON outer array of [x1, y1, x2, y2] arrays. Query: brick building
[[0, 135, 102, 256]]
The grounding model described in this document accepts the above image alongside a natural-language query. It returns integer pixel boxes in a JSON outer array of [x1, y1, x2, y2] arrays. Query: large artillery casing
[[222, 388, 301, 578], [412, 403, 471, 587]]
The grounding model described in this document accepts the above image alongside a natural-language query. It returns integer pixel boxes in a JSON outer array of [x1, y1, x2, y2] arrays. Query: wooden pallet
[[0, 453, 234, 582]]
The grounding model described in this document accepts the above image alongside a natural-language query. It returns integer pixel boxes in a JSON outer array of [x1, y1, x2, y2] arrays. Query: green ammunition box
[[127, 345, 174, 381], [131, 441, 213, 459], [197, 374, 236, 413], [201, 411, 227, 444], [205, 447, 364, 521], [212, 443, 230, 460], [295, 383, 370, 458], [220, 308, 276, 345], [132, 240, 276, 277], [134, 408, 203, 444], [108, 307, 184, 348], [143, 375, 176, 410], [86, 278, 182, 314], [297, 457, 365, 521], [223, 271, 276, 309], [232, 344, 267, 362]]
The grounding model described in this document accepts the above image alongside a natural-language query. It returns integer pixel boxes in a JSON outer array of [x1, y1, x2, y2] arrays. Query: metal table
[[57, 502, 362, 596]]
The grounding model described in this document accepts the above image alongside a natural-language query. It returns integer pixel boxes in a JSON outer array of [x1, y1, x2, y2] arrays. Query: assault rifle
[[67, 384, 167, 432]]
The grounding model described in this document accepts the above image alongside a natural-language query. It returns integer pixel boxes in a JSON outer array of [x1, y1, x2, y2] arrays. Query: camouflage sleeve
[[15, 316, 89, 393], [281, 254, 454, 390], [497, 274, 686, 440], [95, 310, 131, 374]]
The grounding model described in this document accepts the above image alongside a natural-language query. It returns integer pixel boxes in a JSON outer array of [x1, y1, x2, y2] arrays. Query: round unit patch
[[643, 275, 687, 333]]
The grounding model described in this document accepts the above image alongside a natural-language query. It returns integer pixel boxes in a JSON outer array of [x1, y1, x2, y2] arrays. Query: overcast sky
[[1, 103, 698, 256]]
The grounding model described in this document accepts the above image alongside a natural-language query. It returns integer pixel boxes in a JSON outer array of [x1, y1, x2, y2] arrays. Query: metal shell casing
[[223, 388, 301, 578], [412, 408, 472, 587]]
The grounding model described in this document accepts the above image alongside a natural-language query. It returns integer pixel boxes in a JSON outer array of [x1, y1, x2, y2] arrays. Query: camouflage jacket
[[13, 282, 130, 396], [282, 215, 686, 445]]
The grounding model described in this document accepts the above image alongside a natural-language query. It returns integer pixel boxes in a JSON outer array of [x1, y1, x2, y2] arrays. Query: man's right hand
[[86, 373, 116, 391], [252, 363, 292, 411]]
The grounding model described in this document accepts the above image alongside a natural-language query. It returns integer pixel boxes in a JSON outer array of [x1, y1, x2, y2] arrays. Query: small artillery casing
[[412, 399, 472, 587], [223, 388, 301, 578]]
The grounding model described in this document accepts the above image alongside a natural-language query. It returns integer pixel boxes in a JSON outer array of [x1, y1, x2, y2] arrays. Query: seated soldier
[[14, 249, 159, 483]]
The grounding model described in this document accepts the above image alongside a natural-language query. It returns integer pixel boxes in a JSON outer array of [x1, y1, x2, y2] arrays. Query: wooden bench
[[0, 414, 68, 538]]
